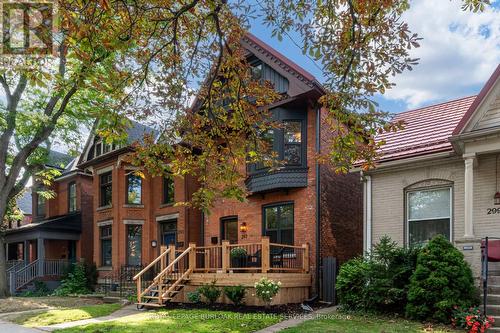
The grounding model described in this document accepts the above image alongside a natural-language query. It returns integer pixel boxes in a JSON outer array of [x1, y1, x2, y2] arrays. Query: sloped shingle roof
[[376, 96, 477, 163]]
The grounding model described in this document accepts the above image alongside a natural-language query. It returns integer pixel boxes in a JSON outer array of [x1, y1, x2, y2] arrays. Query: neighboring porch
[[4, 213, 81, 293], [133, 237, 311, 307]]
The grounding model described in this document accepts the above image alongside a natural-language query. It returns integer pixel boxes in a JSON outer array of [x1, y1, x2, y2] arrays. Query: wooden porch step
[[136, 302, 163, 308], [142, 296, 160, 300]]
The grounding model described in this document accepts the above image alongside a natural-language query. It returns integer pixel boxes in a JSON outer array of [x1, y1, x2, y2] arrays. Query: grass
[[280, 313, 461, 333], [12, 303, 122, 327], [55, 309, 283, 333], [0, 296, 104, 313]]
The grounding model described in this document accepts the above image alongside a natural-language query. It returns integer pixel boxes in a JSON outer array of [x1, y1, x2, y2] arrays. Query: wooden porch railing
[[193, 237, 309, 274], [133, 245, 171, 303]]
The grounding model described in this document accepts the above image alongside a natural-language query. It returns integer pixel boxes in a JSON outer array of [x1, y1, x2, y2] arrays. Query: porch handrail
[[6, 260, 24, 274], [154, 246, 193, 283], [14, 259, 39, 291], [133, 246, 171, 281]]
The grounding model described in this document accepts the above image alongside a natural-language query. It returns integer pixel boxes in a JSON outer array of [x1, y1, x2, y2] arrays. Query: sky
[[248, 0, 500, 113]]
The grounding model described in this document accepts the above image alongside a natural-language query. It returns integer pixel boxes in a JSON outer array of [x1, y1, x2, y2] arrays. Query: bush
[[19, 281, 50, 297], [53, 262, 90, 296], [198, 281, 221, 304], [364, 237, 420, 314], [254, 277, 281, 306], [405, 235, 478, 323], [187, 290, 201, 303], [223, 285, 246, 306], [336, 257, 369, 310], [336, 236, 419, 313], [230, 247, 247, 258], [452, 306, 495, 332]]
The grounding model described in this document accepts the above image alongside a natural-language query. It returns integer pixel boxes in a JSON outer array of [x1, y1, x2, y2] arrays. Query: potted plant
[[230, 247, 248, 269]]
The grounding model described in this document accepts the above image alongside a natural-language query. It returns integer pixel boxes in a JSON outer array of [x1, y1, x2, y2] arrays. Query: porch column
[[23, 240, 29, 264], [37, 237, 45, 276], [464, 154, 475, 238]]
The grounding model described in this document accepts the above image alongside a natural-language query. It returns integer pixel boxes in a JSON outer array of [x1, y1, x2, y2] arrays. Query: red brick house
[[76, 121, 202, 278], [5, 150, 94, 293]]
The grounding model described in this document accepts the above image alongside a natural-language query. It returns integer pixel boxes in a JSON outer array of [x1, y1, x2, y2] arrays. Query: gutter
[[315, 105, 321, 296]]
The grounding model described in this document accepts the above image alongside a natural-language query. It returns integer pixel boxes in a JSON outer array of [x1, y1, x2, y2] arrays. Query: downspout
[[315, 105, 321, 296], [363, 173, 372, 253]]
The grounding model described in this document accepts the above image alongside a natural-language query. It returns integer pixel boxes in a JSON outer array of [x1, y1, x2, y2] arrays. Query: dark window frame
[[220, 216, 239, 244], [99, 172, 113, 207], [126, 224, 142, 266], [36, 189, 46, 217], [162, 176, 175, 205], [68, 181, 77, 213], [100, 225, 112, 267], [125, 173, 142, 205], [262, 201, 294, 245]]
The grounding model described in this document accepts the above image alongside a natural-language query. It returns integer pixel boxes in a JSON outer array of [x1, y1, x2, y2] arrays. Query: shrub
[[336, 236, 420, 313], [254, 277, 281, 306], [452, 306, 495, 333], [223, 285, 246, 306], [364, 237, 420, 314], [53, 262, 90, 296], [405, 235, 478, 323], [230, 247, 247, 258], [336, 257, 369, 310], [198, 280, 221, 304], [19, 281, 50, 297], [187, 290, 201, 303]]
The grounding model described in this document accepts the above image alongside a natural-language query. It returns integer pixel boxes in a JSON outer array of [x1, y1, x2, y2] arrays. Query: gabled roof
[[376, 96, 476, 163], [453, 64, 500, 136], [45, 150, 74, 170], [242, 33, 325, 97]]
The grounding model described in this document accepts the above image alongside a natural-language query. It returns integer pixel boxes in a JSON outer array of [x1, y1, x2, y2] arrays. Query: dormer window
[[94, 139, 119, 158]]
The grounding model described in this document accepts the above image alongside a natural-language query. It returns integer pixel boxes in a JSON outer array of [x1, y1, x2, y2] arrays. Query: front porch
[[4, 213, 81, 293], [133, 237, 312, 307]]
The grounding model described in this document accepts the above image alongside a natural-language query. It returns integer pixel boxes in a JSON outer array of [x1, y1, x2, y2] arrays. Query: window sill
[[159, 203, 175, 208], [96, 205, 112, 212], [97, 266, 112, 271], [123, 204, 144, 208]]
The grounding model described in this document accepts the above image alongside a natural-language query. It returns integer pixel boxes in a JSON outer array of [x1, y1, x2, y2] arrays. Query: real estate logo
[[0, 0, 57, 56]]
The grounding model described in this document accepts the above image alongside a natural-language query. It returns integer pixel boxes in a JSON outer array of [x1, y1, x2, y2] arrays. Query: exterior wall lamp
[[495, 192, 500, 206], [151, 240, 158, 248], [240, 222, 248, 233]]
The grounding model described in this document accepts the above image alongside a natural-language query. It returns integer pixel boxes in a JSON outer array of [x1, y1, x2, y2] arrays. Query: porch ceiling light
[[495, 192, 500, 205]]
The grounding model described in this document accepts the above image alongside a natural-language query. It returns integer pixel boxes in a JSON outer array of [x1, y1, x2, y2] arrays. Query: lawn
[[11, 303, 122, 327], [55, 309, 283, 333], [0, 296, 104, 313], [280, 313, 460, 333]]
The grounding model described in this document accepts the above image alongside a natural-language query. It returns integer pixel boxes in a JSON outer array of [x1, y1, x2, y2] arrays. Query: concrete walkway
[[0, 319, 44, 333], [37, 304, 139, 332], [254, 306, 338, 333]]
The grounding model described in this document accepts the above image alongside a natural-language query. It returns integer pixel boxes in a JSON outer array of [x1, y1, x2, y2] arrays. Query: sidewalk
[[37, 304, 139, 332], [254, 306, 338, 333], [0, 319, 43, 333]]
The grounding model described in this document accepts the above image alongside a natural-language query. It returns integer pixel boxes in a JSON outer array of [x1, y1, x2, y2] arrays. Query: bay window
[[407, 187, 452, 247]]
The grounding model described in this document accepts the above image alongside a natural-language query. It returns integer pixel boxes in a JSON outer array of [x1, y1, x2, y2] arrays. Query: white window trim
[[97, 219, 113, 227], [405, 186, 453, 246]]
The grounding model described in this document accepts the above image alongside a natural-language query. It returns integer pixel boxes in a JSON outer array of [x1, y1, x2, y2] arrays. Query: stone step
[[483, 294, 500, 303], [488, 276, 500, 285], [487, 285, 500, 294], [486, 305, 500, 316]]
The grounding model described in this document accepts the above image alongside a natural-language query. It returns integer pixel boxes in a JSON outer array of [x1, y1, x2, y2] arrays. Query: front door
[[221, 217, 238, 244], [159, 219, 177, 247]]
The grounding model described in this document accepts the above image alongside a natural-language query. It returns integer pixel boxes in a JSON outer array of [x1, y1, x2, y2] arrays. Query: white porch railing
[[9, 259, 70, 294]]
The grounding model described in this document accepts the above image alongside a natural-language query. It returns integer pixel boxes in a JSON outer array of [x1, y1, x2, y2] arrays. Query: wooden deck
[[134, 237, 312, 306]]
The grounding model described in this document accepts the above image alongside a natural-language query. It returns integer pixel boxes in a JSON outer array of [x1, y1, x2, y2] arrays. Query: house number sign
[[487, 208, 500, 215]]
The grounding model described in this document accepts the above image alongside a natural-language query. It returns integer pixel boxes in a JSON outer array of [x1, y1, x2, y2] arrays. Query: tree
[[0, 0, 490, 297]]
